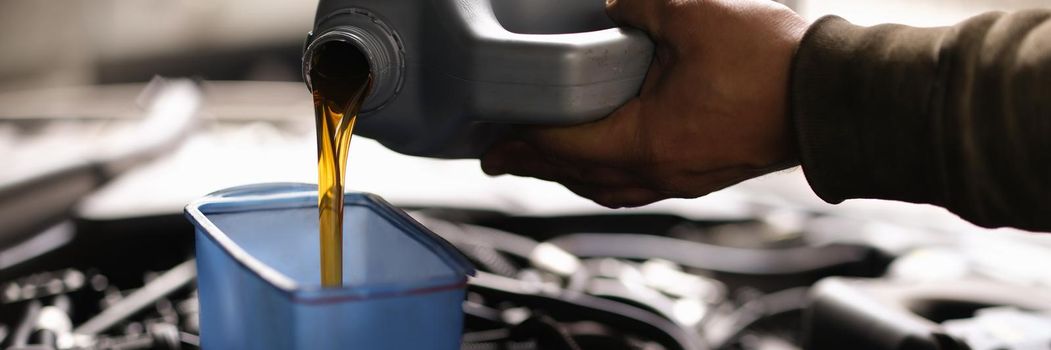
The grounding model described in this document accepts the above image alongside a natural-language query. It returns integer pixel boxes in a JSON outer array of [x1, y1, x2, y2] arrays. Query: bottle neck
[[304, 11, 404, 113]]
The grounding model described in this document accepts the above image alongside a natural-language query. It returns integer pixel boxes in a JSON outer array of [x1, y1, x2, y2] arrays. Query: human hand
[[481, 0, 809, 208]]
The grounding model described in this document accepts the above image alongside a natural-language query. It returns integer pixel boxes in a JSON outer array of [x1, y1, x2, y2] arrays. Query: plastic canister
[[184, 183, 475, 349], [303, 0, 654, 158]]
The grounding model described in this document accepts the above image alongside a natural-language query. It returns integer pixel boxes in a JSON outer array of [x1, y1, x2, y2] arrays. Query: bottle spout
[[303, 11, 404, 113]]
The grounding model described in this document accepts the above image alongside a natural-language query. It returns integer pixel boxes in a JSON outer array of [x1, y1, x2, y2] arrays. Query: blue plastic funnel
[[185, 183, 474, 349]]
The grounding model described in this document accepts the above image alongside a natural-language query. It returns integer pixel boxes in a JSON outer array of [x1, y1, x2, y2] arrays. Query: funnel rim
[[184, 183, 475, 302]]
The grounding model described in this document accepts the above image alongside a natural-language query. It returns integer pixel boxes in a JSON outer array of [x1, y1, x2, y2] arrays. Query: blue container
[[185, 183, 474, 350]]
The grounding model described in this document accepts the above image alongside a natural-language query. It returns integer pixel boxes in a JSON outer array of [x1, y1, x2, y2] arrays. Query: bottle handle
[[446, 0, 655, 123]]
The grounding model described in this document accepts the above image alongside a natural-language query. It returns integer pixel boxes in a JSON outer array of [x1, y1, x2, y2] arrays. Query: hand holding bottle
[[481, 0, 809, 208]]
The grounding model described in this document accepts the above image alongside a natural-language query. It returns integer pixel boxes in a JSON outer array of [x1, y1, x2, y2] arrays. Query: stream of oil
[[309, 41, 372, 287]]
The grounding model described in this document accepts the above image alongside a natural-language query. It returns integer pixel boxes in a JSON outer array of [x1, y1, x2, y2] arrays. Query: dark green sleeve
[[791, 11, 1051, 232]]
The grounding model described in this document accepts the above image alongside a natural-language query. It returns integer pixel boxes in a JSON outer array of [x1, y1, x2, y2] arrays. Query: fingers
[[480, 140, 539, 176], [583, 186, 666, 208], [482, 139, 639, 188], [605, 0, 664, 35], [521, 98, 646, 167], [481, 140, 667, 208], [480, 139, 752, 209]]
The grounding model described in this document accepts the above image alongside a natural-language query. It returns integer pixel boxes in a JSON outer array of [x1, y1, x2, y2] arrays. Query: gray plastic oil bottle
[[303, 0, 654, 158]]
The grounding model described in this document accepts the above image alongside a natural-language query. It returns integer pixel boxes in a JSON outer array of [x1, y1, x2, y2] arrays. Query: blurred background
[[1, 0, 1050, 350]]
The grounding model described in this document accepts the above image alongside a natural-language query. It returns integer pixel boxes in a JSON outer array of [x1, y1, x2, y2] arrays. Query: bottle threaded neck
[[304, 13, 404, 113]]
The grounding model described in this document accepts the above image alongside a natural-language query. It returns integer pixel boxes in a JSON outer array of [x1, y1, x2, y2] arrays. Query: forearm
[[792, 11, 1051, 231]]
